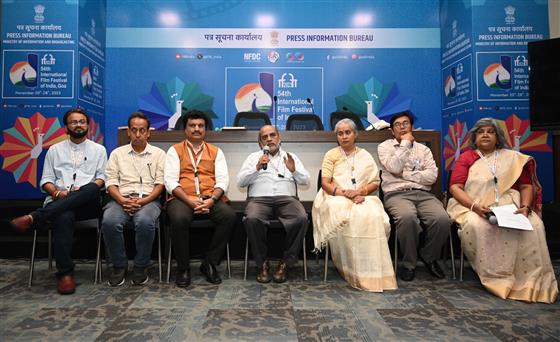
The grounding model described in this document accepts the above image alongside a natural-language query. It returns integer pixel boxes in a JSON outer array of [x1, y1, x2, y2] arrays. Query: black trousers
[[166, 199, 236, 271], [31, 183, 101, 278], [243, 196, 308, 268]]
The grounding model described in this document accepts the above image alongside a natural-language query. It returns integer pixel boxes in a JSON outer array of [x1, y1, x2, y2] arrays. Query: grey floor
[[1, 258, 559, 342]]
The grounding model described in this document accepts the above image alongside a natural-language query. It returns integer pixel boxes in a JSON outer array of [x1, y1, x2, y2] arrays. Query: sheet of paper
[[491, 204, 533, 231]]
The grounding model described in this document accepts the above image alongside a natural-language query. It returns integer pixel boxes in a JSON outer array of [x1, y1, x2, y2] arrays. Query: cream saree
[[312, 147, 397, 292], [447, 148, 558, 303]]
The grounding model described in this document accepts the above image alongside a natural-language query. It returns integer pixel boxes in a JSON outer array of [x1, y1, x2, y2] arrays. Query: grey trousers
[[383, 190, 451, 269], [243, 196, 308, 268]]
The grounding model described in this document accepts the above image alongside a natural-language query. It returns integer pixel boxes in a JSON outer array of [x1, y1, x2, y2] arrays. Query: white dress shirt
[[237, 148, 310, 197], [40, 139, 107, 205], [377, 138, 438, 194], [164, 142, 229, 195]]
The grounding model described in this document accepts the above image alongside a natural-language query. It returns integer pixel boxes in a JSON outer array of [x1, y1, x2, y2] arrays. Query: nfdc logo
[[243, 52, 261, 62]]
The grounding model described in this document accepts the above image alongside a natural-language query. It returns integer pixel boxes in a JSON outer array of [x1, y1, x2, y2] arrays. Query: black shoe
[[200, 262, 222, 284], [108, 267, 127, 287], [400, 267, 415, 281], [131, 267, 149, 285], [175, 269, 191, 288], [421, 258, 445, 279]]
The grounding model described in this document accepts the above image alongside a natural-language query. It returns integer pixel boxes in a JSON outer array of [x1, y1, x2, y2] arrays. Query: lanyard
[[268, 150, 286, 178], [185, 141, 205, 198], [476, 149, 499, 205], [69, 141, 86, 191], [339, 146, 357, 189]]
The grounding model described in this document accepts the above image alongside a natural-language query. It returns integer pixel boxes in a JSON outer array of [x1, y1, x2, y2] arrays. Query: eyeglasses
[[393, 121, 411, 129], [68, 120, 87, 127]]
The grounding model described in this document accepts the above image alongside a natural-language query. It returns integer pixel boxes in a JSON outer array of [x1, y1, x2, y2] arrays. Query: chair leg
[[394, 232, 398, 274], [157, 227, 162, 283], [226, 242, 231, 279], [166, 243, 172, 284], [95, 229, 102, 284], [243, 237, 249, 281], [303, 237, 307, 281], [28, 230, 38, 288], [449, 234, 456, 280], [323, 243, 329, 282], [48, 229, 52, 271], [460, 249, 464, 281]]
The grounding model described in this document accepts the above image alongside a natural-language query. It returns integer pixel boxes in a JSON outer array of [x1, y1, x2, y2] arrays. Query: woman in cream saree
[[448, 118, 557, 303], [312, 119, 397, 292]]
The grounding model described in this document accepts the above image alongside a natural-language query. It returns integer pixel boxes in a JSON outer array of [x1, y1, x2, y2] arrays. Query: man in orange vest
[[164, 110, 235, 288]]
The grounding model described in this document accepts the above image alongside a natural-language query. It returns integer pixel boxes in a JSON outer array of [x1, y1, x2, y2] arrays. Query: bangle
[[470, 201, 477, 211], [332, 186, 337, 196], [54, 190, 60, 198]]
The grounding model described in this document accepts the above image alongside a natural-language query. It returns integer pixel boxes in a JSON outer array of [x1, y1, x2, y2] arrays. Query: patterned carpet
[[1, 258, 559, 341]]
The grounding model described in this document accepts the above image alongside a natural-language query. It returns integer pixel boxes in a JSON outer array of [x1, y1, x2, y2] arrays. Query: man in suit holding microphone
[[237, 125, 310, 283]]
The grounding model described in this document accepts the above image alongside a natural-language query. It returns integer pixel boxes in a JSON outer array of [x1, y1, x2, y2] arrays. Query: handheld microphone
[[273, 96, 278, 128], [262, 145, 270, 170], [306, 98, 315, 114], [485, 212, 498, 225]]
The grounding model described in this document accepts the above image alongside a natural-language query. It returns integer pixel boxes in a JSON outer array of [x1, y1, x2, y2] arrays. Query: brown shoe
[[256, 261, 272, 283], [273, 260, 288, 283], [10, 214, 34, 233], [57, 275, 76, 295]]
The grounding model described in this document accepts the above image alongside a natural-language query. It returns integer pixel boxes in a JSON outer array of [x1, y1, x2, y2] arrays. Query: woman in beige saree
[[312, 119, 397, 292], [448, 118, 557, 303]]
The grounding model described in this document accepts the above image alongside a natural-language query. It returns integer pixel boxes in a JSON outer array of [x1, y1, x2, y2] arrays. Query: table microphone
[[262, 145, 270, 170], [306, 98, 315, 114]]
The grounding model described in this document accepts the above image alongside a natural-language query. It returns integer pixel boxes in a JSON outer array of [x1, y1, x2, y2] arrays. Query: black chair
[[165, 216, 231, 283], [242, 185, 308, 281], [28, 218, 103, 287], [380, 170, 456, 279], [330, 111, 365, 131], [442, 170, 462, 280], [233, 111, 271, 130], [98, 210, 164, 283], [286, 114, 324, 131]]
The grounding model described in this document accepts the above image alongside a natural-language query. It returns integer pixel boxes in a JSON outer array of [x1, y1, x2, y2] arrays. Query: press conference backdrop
[[0, 0, 554, 201]]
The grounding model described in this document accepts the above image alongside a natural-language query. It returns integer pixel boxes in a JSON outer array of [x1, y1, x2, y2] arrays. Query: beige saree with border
[[447, 149, 558, 303], [312, 147, 397, 292]]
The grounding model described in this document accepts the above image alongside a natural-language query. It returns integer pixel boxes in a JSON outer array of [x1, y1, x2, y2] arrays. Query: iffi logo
[[244, 52, 261, 62], [278, 73, 298, 88]]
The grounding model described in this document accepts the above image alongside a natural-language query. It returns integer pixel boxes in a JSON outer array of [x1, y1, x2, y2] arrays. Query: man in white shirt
[[11, 108, 107, 294], [237, 125, 310, 283], [164, 110, 235, 287], [102, 112, 166, 287], [377, 112, 451, 281]]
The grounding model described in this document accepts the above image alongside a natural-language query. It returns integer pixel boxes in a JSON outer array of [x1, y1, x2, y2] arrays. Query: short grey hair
[[469, 117, 510, 150], [334, 118, 358, 136]]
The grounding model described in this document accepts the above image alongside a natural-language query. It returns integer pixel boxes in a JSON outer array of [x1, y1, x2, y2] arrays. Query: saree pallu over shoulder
[[312, 147, 396, 292], [447, 149, 558, 303]]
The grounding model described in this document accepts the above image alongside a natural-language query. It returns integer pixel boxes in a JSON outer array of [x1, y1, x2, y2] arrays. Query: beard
[[67, 128, 88, 139]]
